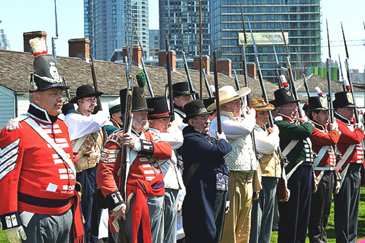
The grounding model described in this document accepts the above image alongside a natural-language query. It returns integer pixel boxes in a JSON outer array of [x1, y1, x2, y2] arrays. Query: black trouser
[[308, 171, 335, 243], [278, 163, 312, 243], [334, 163, 361, 243]]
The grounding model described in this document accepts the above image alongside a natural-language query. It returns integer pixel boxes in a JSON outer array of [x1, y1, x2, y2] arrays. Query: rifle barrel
[[213, 51, 222, 134]]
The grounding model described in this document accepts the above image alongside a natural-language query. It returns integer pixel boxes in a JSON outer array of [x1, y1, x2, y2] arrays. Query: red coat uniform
[[97, 129, 172, 240], [0, 104, 83, 242], [335, 115, 364, 171], [310, 121, 340, 176]]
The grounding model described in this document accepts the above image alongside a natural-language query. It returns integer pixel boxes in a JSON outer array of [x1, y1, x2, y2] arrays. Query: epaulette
[[5, 114, 29, 131], [107, 132, 123, 148]]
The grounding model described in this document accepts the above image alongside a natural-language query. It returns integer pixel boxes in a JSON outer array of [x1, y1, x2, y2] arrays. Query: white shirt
[[65, 110, 109, 140], [254, 124, 280, 155], [209, 108, 256, 140]]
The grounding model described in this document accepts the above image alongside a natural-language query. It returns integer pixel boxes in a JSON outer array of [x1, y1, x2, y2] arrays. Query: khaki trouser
[[221, 171, 253, 243]]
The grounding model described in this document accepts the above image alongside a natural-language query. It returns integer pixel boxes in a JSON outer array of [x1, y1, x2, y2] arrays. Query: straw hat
[[251, 98, 275, 111], [207, 86, 251, 111]]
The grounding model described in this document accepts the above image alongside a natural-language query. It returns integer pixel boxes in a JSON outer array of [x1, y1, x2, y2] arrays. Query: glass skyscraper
[[210, 0, 321, 82], [84, 0, 149, 61], [0, 19, 10, 50], [159, 0, 211, 60]]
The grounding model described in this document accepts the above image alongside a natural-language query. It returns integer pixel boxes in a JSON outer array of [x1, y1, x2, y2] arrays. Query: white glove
[[216, 132, 227, 141], [6, 226, 27, 243]]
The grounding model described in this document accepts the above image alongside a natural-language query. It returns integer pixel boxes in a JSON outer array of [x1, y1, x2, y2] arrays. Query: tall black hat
[[69, 85, 103, 103], [183, 100, 212, 123], [203, 97, 216, 112], [333, 91, 356, 110], [274, 87, 299, 107], [120, 87, 153, 114], [307, 96, 329, 111], [172, 82, 196, 98], [147, 96, 172, 119], [28, 38, 69, 92]]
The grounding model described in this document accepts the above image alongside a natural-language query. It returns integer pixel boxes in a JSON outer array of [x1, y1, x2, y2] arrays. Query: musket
[[341, 22, 360, 123], [90, 54, 108, 144], [117, 18, 134, 243], [213, 51, 222, 134], [193, 35, 213, 98], [133, 23, 154, 97], [239, 0, 250, 107], [326, 20, 334, 123], [176, 18, 198, 99], [233, 70, 241, 91], [338, 54, 346, 91], [272, 41, 283, 89], [165, 39, 175, 121], [248, 17, 290, 202], [52, 0, 59, 67], [295, 48, 310, 98], [279, 21, 303, 118]]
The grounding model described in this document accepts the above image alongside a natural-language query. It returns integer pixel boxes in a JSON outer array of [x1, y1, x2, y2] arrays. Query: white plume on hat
[[29, 38, 47, 57]]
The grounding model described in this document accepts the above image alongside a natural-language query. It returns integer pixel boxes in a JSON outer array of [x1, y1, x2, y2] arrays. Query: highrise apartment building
[[0, 19, 10, 50], [210, 0, 321, 82], [84, 0, 149, 61], [159, 0, 211, 61]]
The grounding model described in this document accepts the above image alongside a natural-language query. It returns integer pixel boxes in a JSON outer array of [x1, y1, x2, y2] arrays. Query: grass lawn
[[1, 188, 365, 242]]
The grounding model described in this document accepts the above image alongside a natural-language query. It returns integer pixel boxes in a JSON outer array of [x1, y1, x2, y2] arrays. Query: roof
[[296, 73, 365, 93], [0, 49, 279, 100]]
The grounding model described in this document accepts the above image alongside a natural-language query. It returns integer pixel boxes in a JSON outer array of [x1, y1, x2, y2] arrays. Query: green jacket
[[276, 119, 313, 174]]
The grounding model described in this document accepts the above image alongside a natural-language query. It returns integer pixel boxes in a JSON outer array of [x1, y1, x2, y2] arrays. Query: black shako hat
[[183, 100, 212, 123], [274, 87, 299, 107], [120, 87, 153, 114], [333, 91, 356, 110], [203, 97, 216, 112], [307, 96, 330, 111], [30, 54, 70, 92], [69, 85, 103, 103], [172, 82, 196, 98], [147, 96, 172, 119]]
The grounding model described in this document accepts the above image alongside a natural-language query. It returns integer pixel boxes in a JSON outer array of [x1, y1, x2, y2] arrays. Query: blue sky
[[0, 0, 364, 70]]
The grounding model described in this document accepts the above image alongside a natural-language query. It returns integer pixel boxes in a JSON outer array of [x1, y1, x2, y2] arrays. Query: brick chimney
[[121, 46, 144, 67], [247, 63, 256, 79], [132, 46, 142, 67], [217, 59, 232, 76], [158, 51, 176, 71], [194, 55, 210, 74], [68, 38, 90, 59], [23, 31, 47, 53]]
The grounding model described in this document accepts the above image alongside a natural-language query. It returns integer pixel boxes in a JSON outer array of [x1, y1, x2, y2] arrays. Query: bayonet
[[272, 41, 282, 88], [193, 35, 212, 98], [133, 22, 154, 97], [295, 48, 310, 98], [279, 21, 302, 118], [52, 0, 59, 67], [176, 18, 198, 99], [239, 0, 249, 106]]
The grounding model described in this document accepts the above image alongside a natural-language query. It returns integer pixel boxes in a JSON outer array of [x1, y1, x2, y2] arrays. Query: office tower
[[149, 29, 159, 60], [0, 19, 10, 50], [210, 0, 321, 82], [84, 0, 149, 61], [159, 0, 211, 60]]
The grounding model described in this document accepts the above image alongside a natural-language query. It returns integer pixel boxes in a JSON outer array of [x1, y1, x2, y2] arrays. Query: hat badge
[[140, 93, 145, 100], [286, 90, 291, 96], [319, 96, 328, 109], [346, 92, 354, 104], [49, 61, 60, 82]]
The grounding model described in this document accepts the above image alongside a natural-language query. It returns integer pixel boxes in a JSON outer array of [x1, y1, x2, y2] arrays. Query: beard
[[132, 119, 148, 131]]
